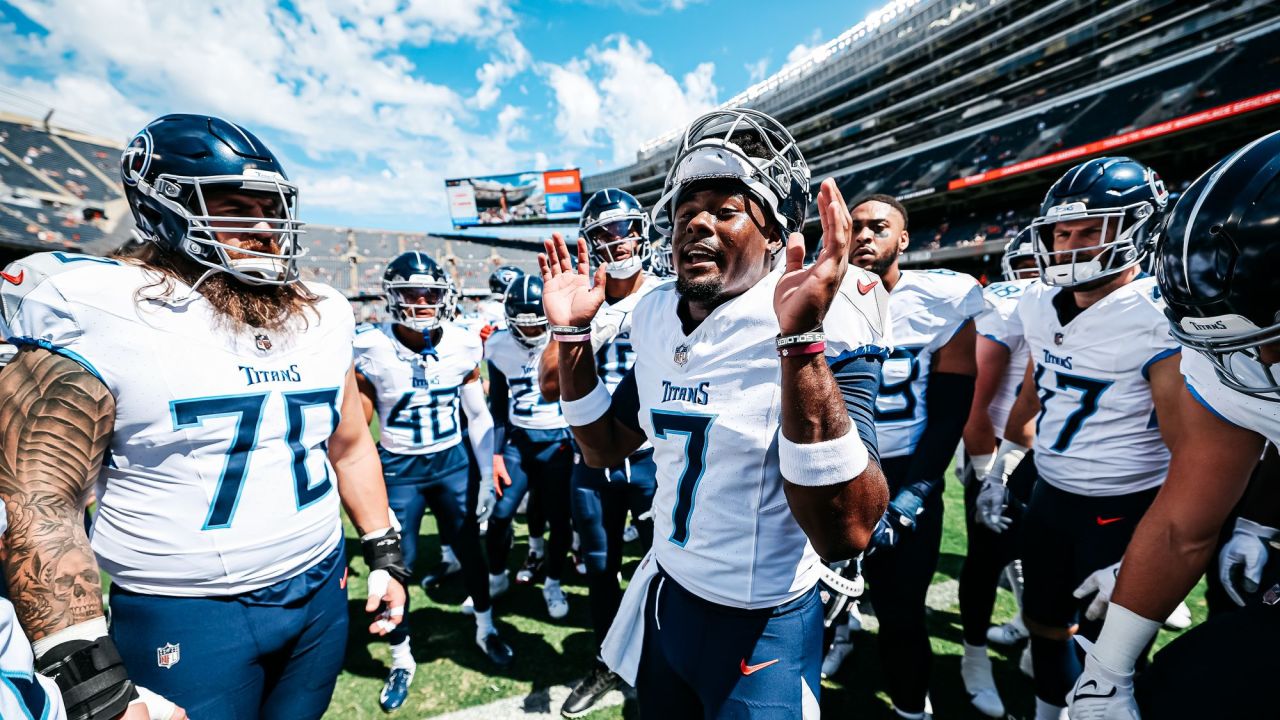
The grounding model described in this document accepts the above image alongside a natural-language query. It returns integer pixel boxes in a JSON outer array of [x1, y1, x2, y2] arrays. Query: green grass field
[[328, 475, 1207, 719]]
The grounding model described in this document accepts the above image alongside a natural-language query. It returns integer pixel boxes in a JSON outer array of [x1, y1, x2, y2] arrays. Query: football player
[[353, 251, 515, 711], [953, 229, 1038, 716], [981, 157, 1178, 720], [0, 114, 407, 720], [484, 275, 576, 620], [1068, 131, 1280, 719], [541, 108, 890, 718], [833, 194, 982, 719], [480, 265, 525, 339], [537, 189, 664, 718]]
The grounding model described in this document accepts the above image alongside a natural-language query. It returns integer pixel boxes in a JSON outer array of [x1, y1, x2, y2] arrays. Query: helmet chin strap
[[605, 257, 642, 279]]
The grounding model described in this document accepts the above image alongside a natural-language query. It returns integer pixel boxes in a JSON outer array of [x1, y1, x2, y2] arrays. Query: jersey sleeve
[[351, 323, 384, 374], [0, 255, 92, 374], [827, 266, 892, 357], [1140, 283, 1181, 380], [928, 274, 984, 352]]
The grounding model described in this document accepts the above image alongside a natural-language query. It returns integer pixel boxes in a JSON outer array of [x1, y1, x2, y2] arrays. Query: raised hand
[[773, 178, 852, 335], [539, 232, 607, 329]]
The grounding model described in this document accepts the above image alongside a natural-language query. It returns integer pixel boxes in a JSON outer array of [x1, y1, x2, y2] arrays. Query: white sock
[[961, 642, 995, 687], [544, 577, 561, 593], [489, 571, 507, 584], [529, 537, 545, 556], [1035, 698, 1067, 720], [474, 608, 495, 640], [389, 638, 414, 670], [892, 707, 925, 720], [440, 545, 458, 564]]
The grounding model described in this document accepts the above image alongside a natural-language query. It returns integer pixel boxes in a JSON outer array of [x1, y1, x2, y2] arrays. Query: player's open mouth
[[681, 245, 718, 268]]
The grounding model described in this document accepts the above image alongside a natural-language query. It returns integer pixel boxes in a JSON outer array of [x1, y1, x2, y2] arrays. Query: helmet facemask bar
[[137, 172, 307, 286], [507, 312, 549, 348], [652, 108, 809, 238], [1029, 201, 1156, 287], [1169, 312, 1280, 401], [649, 238, 674, 277], [583, 217, 650, 278], [385, 279, 456, 332], [1001, 229, 1039, 281]]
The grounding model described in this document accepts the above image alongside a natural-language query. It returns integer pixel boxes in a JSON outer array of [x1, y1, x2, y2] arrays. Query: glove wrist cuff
[[1235, 517, 1280, 539], [1091, 604, 1160, 674]]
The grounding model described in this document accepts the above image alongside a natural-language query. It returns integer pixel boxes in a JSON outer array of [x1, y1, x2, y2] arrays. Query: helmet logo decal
[[120, 129, 152, 187]]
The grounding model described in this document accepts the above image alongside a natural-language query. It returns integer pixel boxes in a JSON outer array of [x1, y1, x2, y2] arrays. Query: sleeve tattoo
[[0, 348, 114, 641]]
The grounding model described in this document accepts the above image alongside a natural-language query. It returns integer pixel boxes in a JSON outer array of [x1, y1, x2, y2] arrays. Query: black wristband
[[36, 636, 138, 720], [362, 530, 413, 586]]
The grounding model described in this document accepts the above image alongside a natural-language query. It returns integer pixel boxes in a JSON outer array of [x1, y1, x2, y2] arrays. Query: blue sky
[[0, 0, 879, 233]]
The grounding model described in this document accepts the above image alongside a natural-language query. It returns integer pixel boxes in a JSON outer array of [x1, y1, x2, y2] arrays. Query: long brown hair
[[115, 241, 320, 334]]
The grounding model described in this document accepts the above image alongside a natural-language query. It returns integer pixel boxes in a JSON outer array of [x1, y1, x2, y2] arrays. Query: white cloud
[[543, 35, 718, 165], [0, 0, 537, 225], [785, 28, 825, 68], [744, 57, 770, 84]]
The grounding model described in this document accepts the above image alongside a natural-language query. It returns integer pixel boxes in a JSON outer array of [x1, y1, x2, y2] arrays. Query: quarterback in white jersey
[[840, 195, 981, 720], [537, 188, 666, 718], [542, 108, 890, 718], [981, 157, 1178, 720], [1070, 132, 1280, 719], [0, 114, 405, 720], [353, 251, 513, 711]]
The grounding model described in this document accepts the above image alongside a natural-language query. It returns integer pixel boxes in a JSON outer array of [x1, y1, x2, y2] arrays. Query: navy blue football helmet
[[121, 114, 305, 285], [1029, 156, 1168, 287], [1155, 130, 1280, 400], [648, 235, 674, 278], [503, 275, 547, 348], [580, 189, 650, 278], [489, 265, 525, 299], [1001, 227, 1038, 281], [383, 252, 456, 331], [652, 108, 810, 239]]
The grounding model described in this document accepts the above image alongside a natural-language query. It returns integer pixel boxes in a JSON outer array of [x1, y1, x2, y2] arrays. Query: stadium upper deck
[[583, 0, 1280, 273]]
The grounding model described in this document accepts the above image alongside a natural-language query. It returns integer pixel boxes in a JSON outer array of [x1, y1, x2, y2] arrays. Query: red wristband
[[778, 341, 826, 357]]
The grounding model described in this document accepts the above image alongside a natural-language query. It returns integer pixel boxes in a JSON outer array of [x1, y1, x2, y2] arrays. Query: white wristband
[[1236, 517, 1280, 540], [969, 452, 996, 481], [985, 440, 1029, 486], [561, 381, 612, 427], [32, 616, 110, 659], [1090, 603, 1162, 673], [778, 425, 870, 486]]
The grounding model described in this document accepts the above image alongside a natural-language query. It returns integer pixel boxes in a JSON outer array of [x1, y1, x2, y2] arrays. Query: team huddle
[[0, 105, 1273, 720]]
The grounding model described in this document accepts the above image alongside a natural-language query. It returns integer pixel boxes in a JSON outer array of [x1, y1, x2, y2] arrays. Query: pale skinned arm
[[963, 335, 1011, 456], [999, 357, 1039, 447]]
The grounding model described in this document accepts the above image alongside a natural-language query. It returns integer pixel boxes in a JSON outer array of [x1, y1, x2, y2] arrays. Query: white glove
[[476, 486, 497, 525], [1067, 637, 1141, 719], [1074, 561, 1121, 622], [1219, 517, 1278, 606], [974, 478, 1012, 533]]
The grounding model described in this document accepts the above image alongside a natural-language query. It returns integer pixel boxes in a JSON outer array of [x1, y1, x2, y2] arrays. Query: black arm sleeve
[[903, 371, 975, 495], [487, 361, 510, 451], [609, 368, 643, 435], [829, 352, 884, 466]]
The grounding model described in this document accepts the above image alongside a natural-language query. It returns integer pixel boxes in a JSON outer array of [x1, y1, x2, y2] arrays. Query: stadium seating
[[0, 121, 117, 202]]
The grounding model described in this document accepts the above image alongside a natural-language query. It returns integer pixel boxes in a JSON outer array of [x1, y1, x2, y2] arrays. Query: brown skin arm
[[355, 369, 377, 425], [780, 352, 889, 560], [539, 337, 562, 402], [330, 365, 393, 536], [934, 322, 979, 377], [1000, 357, 1039, 447], [0, 348, 113, 641], [963, 335, 1012, 456], [557, 340, 646, 468], [1111, 382, 1264, 620]]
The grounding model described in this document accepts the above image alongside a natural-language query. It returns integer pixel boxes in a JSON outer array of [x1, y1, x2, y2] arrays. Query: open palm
[[539, 232, 607, 328], [774, 178, 852, 335]]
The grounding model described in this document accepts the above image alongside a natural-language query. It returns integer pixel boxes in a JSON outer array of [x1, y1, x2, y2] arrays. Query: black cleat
[[561, 663, 621, 718], [515, 551, 544, 585], [478, 631, 515, 669], [419, 558, 462, 589]]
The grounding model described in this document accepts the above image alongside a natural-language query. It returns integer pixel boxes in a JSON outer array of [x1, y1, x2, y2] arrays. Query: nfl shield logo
[[673, 344, 689, 367], [157, 642, 180, 669], [255, 333, 272, 351], [1054, 332, 1064, 346]]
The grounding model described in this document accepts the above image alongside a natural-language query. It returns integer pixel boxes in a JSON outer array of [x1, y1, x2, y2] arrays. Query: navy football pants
[[109, 544, 347, 720], [488, 427, 574, 580]]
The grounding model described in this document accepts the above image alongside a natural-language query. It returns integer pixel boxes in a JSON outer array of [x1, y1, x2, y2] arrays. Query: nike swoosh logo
[[740, 658, 780, 675], [857, 279, 878, 295], [1073, 679, 1118, 701], [1096, 516, 1124, 526], [0, 270, 23, 285]]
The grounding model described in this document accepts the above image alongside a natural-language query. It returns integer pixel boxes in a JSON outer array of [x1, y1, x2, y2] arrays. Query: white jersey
[[0, 599, 65, 720], [975, 279, 1035, 436], [1182, 348, 1280, 445], [485, 330, 568, 431], [0, 252, 350, 596], [479, 299, 506, 329], [627, 265, 890, 609], [1015, 277, 1180, 496], [875, 269, 984, 458], [593, 276, 665, 393], [353, 321, 482, 456]]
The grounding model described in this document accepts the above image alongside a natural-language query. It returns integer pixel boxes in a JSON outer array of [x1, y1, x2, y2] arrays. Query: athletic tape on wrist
[[561, 382, 611, 426], [778, 425, 869, 486], [1090, 603, 1161, 673], [32, 617, 109, 659], [987, 440, 1028, 485]]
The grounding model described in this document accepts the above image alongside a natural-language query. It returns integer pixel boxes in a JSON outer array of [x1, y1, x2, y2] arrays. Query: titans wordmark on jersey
[[354, 321, 481, 456], [1181, 348, 1280, 445], [875, 269, 984, 458], [976, 278, 1035, 437], [485, 329, 568, 431], [1013, 276, 1180, 495], [0, 252, 350, 596], [625, 265, 890, 609]]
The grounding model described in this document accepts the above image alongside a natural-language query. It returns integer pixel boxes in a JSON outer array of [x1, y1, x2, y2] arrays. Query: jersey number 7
[[651, 410, 716, 547]]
